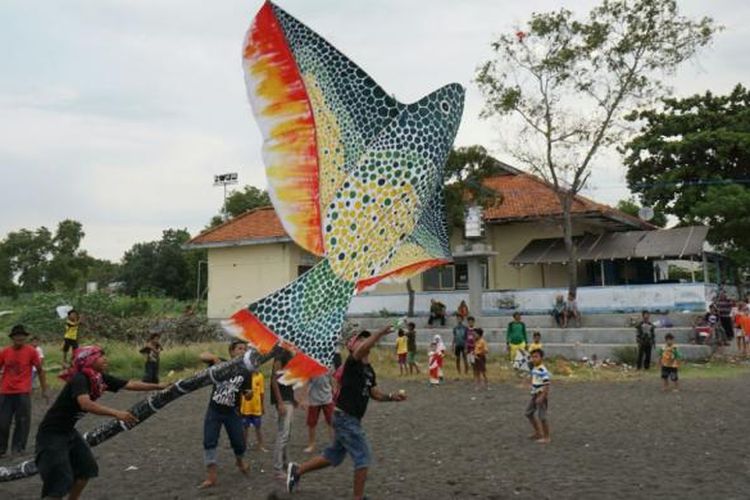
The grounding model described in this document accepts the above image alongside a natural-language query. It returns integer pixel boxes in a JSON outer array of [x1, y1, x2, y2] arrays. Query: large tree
[[444, 145, 506, 228], [476, 0, 718, 294], [120, 228, 205, 300], [615, 198, 667, 228], [623, 84, 750, 272]]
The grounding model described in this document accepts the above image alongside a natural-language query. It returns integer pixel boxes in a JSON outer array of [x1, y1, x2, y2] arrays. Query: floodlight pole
[[213, 172, 239, 221]]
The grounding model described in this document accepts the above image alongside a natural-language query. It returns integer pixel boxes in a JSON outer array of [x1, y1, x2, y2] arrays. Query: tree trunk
[[560, 192, 578, 297], [406, 278, 415, 317]]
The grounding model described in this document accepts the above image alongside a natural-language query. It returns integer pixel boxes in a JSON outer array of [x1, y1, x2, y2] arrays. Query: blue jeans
[[323, 410, 372, 470], [202, 406, 246, 465]]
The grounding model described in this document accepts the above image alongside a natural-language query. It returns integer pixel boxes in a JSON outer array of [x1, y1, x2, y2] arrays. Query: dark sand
[[3, 373, 750, 499]]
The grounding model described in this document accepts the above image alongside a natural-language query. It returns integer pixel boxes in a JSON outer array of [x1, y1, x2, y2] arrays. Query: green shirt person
[[506, 312, 528, 361]]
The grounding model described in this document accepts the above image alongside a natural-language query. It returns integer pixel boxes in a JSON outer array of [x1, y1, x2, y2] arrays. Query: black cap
[[9, 325, 29, 338]]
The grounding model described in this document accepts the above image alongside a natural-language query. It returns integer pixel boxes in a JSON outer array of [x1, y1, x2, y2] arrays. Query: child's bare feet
[[236, 458, 250, 475], [303, 445, 314, 453], [528, 433, 542, 440], [198, 479, 216, 489], [535, 438, 551, 444]]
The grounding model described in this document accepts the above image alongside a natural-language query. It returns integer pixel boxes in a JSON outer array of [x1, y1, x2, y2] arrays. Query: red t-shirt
[[0, 345, 42, 394]]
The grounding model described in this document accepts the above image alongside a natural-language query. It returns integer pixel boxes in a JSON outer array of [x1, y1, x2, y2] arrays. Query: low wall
[[348, 283, 711, 316]]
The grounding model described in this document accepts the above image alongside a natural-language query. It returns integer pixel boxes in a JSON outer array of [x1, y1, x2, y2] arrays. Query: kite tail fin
[[223, 260, 355, 387]]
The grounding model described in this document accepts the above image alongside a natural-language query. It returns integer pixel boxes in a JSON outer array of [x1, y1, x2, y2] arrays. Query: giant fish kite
[[0, 1, 465, 483], [225, 1, 465, 385]]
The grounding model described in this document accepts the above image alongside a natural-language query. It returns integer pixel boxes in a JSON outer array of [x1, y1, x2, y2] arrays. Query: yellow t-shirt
[[528, 341, 543, 353], [396, 336, 408, 355], [474, 337, 488, 356], [240, 372, 265, 416], [64, 320, 79, 341]]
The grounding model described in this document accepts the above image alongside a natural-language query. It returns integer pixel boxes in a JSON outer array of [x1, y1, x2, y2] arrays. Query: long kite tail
[[0, 346, 280, 482]]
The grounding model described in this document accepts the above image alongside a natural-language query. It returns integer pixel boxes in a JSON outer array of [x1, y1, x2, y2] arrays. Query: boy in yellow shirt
[[395, 329, 409, 376], [528, 331, 543, 353], [62, 309, 80, 365], [473, 329, 489, 389], [658, 333, 682, 392], [240, 371, 267, 451]]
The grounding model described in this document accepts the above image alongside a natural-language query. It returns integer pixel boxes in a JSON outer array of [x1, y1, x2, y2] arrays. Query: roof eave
[[182, 236, 292, 250]]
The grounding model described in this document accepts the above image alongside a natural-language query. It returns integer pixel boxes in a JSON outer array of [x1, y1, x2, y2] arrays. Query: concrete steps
[[348, 312, 698, 329], [379, 341, 710, 361], [387, 327, 695, 345]]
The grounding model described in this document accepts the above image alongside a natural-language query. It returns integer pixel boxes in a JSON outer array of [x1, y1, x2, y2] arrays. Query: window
[[422, 264, 455, 291], [454, 261, 489, 290]]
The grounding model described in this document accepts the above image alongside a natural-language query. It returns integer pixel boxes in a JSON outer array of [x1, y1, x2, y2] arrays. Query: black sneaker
[[286, 462, 300, 493]]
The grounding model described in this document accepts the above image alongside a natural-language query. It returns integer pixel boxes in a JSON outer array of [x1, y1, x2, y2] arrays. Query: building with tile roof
[[186, 169, 674, 319]]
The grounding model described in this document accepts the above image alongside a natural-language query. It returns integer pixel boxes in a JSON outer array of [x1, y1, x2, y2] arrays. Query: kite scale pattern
[[230, 1, 464, 386]]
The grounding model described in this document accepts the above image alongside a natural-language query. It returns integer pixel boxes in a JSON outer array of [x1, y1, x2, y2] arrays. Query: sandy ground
[[3, 370, 750, 500]]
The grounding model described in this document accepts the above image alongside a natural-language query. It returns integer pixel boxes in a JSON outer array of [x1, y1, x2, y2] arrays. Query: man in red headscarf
[[34, 345, 167, 500]]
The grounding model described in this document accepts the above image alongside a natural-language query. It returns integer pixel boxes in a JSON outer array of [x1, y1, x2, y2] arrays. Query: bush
[[612, 346, 638, 366]]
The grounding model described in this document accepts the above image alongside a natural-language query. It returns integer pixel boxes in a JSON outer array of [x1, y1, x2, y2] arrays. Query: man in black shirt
[[198, 340, 252, 489], [35, 345, 166, 499], [287, 326, 406, 499]]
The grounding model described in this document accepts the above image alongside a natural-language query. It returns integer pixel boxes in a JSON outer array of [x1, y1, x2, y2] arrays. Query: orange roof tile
[[188, 206, 289, 247], [187, 174, 650, 248], [482, 174, 650, 228]]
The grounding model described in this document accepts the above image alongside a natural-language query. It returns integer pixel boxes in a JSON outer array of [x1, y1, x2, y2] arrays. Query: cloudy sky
[[1, 0, 747, 261]]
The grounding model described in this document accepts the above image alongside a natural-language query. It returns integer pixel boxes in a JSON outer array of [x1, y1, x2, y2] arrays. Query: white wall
[[349, 283, 710, 316]]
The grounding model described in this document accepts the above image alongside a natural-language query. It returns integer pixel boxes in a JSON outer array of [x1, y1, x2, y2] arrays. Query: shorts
[[398, 353, 407, 364], [474, 355, 486, 373], [62, 338, 79, 353], [407, 351, 416, 364], [509, 342, 526, 362], [323, 410, 372, 470], [661, 366, 679, 381], [454, 345, 465, 357], [307, 403, 334, 428], [242, 415, 262, 428], [36, 430, 98, 498], [524, 394, 549, 421]]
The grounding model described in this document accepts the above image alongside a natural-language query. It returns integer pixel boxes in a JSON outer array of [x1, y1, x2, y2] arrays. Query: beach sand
[[3, 372, 749, 499]]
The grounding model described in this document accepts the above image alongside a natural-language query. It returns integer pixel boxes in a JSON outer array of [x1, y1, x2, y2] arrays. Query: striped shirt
[[530, 364, 551, 394]]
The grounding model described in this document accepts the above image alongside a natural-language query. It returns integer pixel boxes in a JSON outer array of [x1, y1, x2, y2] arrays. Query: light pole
[[213, 172, 239, 220]]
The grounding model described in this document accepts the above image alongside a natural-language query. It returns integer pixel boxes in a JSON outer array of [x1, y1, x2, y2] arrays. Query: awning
[[510, 226, 709, 265]]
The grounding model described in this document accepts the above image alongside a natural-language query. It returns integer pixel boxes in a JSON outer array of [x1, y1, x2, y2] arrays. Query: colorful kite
[[225, 1, 465, 385]]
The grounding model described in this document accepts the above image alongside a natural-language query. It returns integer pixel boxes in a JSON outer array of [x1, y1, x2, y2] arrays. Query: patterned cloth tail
[[224, 259, 355, 387]]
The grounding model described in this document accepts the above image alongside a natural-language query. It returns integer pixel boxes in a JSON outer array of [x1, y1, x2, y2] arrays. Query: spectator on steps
[[564, 292, 581, 328], [428, 300, 446, 326], [635, 310, 656, 370], [552, 295, 566, 328]]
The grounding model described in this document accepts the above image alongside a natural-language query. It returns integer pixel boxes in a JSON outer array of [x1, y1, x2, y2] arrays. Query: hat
[[9, 324, 29, 338]]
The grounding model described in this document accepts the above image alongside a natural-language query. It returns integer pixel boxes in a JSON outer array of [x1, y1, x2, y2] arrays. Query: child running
[[526, 349, 551, 444], [473, 328, 488, 389], [139, 333, 162, 383], [658, 333, 682, 392], [240, 370, 267, 452], [395, 329, 408, 376]]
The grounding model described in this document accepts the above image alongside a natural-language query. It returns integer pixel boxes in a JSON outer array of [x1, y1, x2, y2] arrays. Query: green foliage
[[0, 219, 119, 295], [611, 346, 638, 365], [624, 85, 750, 270], [206, 184, 271, 229], [0, 292, 212, 344], [444, 145, 506, 228], [120, 228, 205, 300], [692, 184, 750, 268], [615, 198, 667, 227]]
